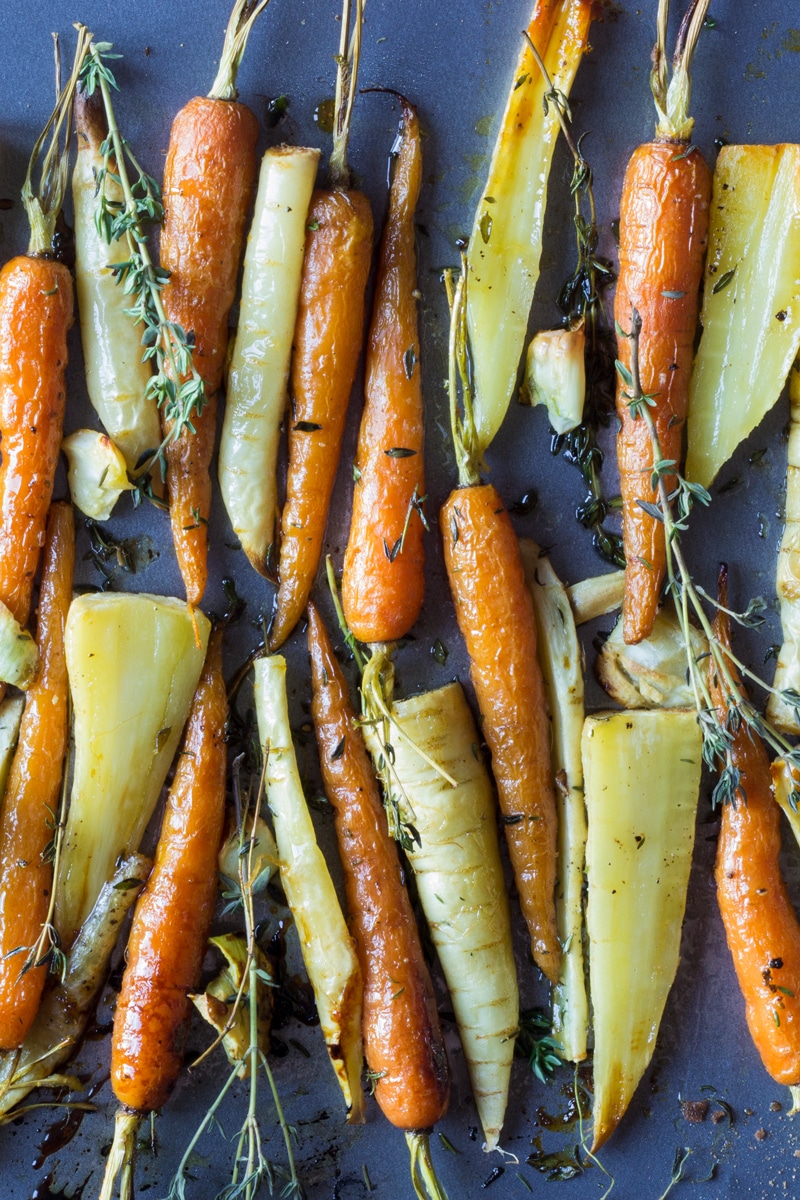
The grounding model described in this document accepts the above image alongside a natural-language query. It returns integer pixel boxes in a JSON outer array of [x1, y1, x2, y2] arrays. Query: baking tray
[[2, 1, 800, 1196]]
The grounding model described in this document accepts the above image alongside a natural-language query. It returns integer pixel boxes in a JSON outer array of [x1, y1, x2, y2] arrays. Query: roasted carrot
[[100, 630, 227, 1199], [614, 0, 711, 644], [709, 570, 800, 1101], [0, 33, 88, 628], [308, 602, 450, 1195], [0, 503, 74, 1051], [159, 0, 266, 607], [269, 0, 373, 650], [342, 95, 425, 645], [440, 484, 560, 982]]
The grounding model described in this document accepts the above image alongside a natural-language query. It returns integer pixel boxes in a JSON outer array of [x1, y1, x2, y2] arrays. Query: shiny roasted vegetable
[[61, 429, 134, 520], [584, 709, 702, 1149], [769, 363, 800, 734], [522, 323, 586, 434], [596, 608, 708, 709]]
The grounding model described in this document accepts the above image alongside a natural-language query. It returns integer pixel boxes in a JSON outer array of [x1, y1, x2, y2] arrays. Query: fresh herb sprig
[[515, 1008, 563, 1085], [165, 756, 303, 1200], [524, 34, 622, 567], [618, 309, 800, 803], [77, 33, 206, 486]]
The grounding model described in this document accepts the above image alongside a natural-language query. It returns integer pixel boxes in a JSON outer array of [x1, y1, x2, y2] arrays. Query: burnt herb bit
[[515, 1008, 563, 1084], [431, 638, 448, 666]]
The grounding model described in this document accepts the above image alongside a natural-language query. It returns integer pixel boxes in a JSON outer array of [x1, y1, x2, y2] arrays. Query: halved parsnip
[[254, 655, 364, 1122], [771, 759, 800, 854], [190, 933, 273, 1077], [567, 569, 625, 625], [0, 697, 24, 798], [686, 144, 800, 488], [465, 0, 593, 454], [769, 364, 800, 734], [583, 709, 702, 1150], [219, 146, 320, 576], [72, 93, 162, 473], [62, 429, 134, 521], [520, 540, 587, 1064], [364, 680, 518, 1152], [55, 594, 209, 946], [596, 609, 708, 709], [522, 324, 586, 434]]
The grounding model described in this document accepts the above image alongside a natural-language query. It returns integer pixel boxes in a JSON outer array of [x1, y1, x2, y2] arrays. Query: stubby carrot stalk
[[101, 634, 227, 1200], [342, 96, 425, 645], [0, 503, 73, 1051], [270, 0, 373, 649], [159, 0, 267, 606], [615, 0, 712, 644], [0, 31, 89, 627]]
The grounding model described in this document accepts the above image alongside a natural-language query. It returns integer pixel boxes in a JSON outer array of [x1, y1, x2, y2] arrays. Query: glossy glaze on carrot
[[110, 630, 227, 1112], [308, 602, 449, 1130], [0, 503, 74, 1050], [615, 141, 710, 643], [342, 99, 425, 645], [710, 586, 800, 1085], [160, 96, 259, 607], [0, 258, 73, 627], [441, 483, 560, 982], [270, 188, 373, 650]]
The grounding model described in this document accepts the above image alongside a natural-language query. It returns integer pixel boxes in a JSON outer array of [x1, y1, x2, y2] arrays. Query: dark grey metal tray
[[3, 1, 800, 1197]]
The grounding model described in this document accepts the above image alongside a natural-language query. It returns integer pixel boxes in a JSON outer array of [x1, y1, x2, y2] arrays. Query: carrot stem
[[330, 0, 364, 186], [406, 1131, 449, 1200], [651, 0, 711, 140], [98, 1109, 140, 1200], [209, 0, 271, 101]]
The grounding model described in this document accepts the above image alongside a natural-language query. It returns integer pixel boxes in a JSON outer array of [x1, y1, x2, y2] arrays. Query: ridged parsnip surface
[[55, 595, 209, 946], [254, 655, 364, 1122], [686, 145, 800, 488], [583, 709, 702, 1150], [72, 100, 161, 472], [520, 541, 587, 1064], [364, 681, 518, 1151], [219, 146, 320, 575], [465, 0, 592, 454], [0, 698, 23, 799], [596, 608, 709, 710]]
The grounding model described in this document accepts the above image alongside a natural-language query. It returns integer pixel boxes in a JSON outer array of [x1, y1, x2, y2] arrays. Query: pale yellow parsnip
[[769, 363, 800, 733]]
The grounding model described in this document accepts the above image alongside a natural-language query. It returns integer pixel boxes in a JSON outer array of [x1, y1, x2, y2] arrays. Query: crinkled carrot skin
[[308, 603, 449, 1129], [441, 483, 560, 982], [342, 102, 425, 645], [0, 503, 74, 1050], [160, 97, 259, 607], [111, 630, 227, 1113], [269, 189, 373, 651], [0, 257, 73, 626], [710, 605, 800, 1085], [615, 142, 710, 644]]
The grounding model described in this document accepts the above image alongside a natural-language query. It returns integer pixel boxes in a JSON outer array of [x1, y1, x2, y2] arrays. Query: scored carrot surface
[[0, 503, 74, 1051]]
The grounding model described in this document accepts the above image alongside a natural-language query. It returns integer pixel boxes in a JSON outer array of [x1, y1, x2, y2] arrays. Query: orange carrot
[[308, 602, 449, 1129], [100, 629, 227, 1198], [159, 1, 266, 607], [269, 0, 373, 650], [709, 570, 800, 1093], [341, 95, 425, 646], [0, 33, 88, 626], [440, 484, 560, 983], [615, 0, 711, 644], [308, 601, 450, 1196], [0, 503, 74, 1051]]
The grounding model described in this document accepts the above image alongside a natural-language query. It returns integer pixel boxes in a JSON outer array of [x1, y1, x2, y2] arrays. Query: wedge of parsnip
[[583, 709, 702, 1149], [55, 595, 209, 946], [771, 759, 800, 854], [465, 0, 592, 454], [365, 680, 518, 1152], [254, 655, 364, 1123], [0, 697, 23, 796], [596, 609, 708, 709], [686, 144, 800, 488], [519, 540, 587, 1064]]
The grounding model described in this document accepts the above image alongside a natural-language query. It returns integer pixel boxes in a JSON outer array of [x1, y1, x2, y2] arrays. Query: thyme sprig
[[524, 34, 621, 567], [618, 309, 800, 804], [515, 1008, 563, 1085], [165, 756, 303, 1200], [77, 34, 206, 486]]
